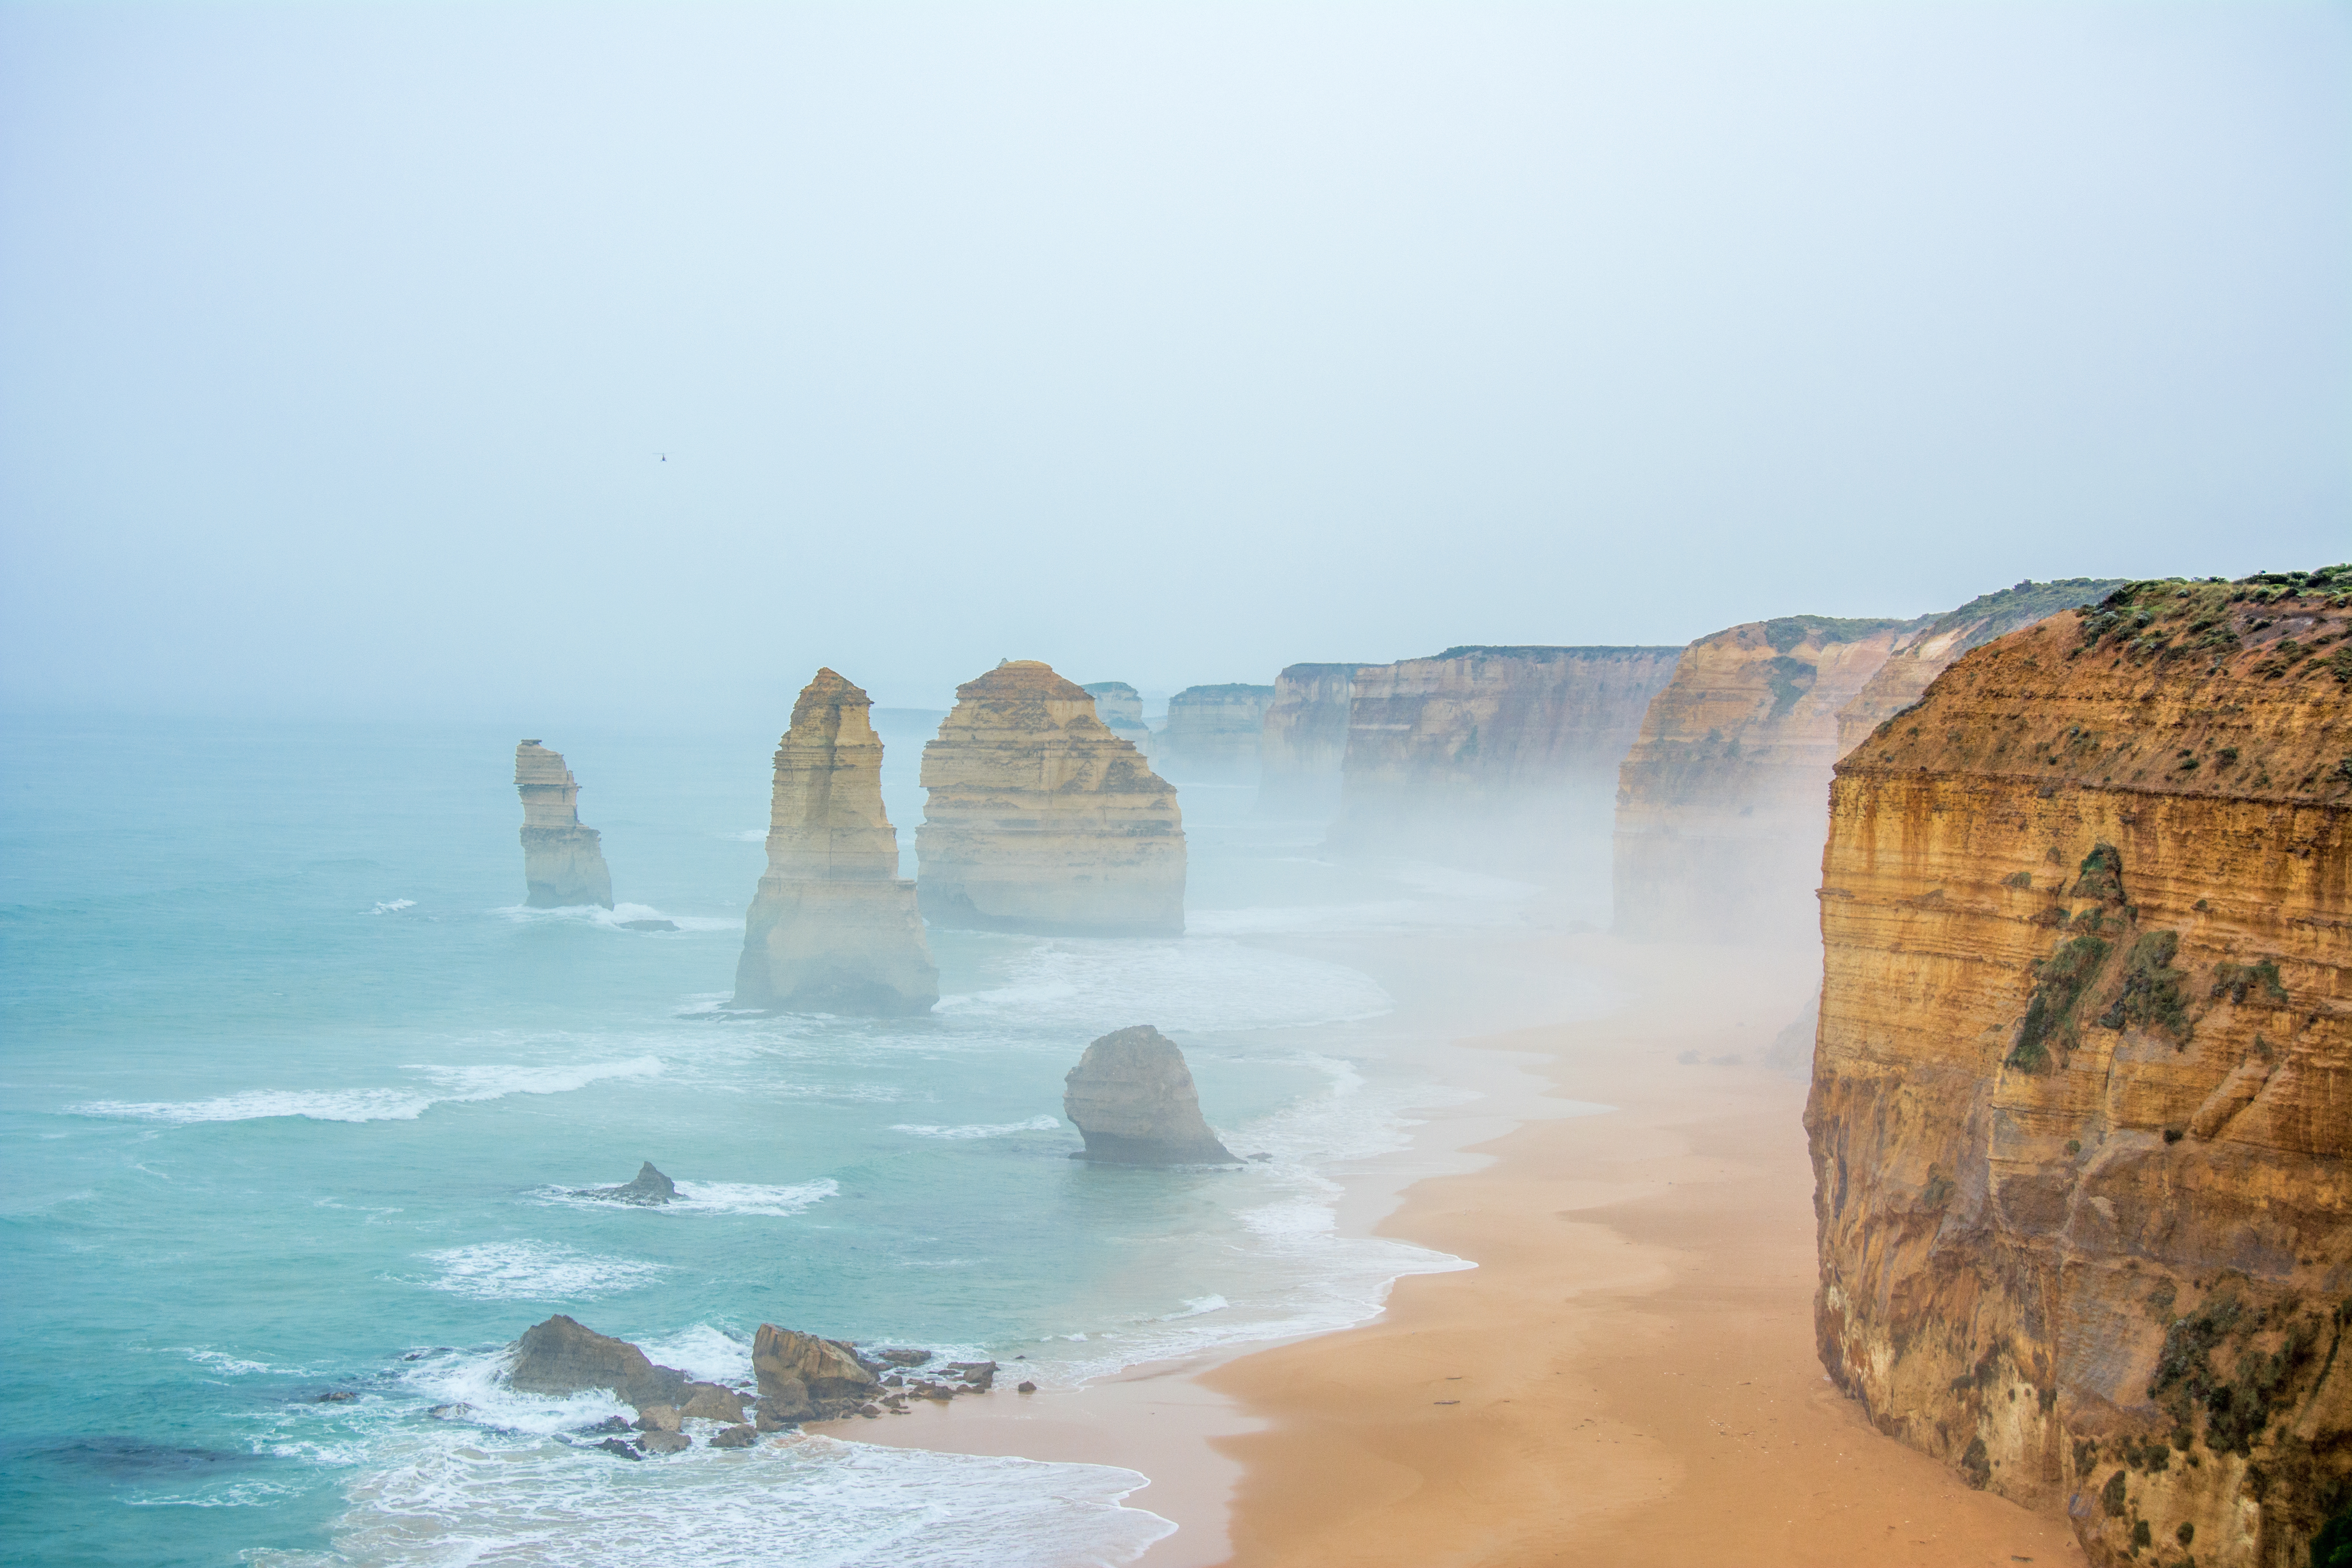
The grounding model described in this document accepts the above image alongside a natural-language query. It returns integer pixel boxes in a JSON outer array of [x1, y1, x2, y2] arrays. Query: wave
[[73, 1057, 661, 1126], [415, 1241, 671, 1301], [888, 1116, 1063, 1140], [493, 901, 744, 933], [370, 899, 416, 915]]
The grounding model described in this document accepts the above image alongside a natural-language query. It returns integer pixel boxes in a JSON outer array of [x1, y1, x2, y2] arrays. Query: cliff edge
[[514, 741, 614, 909], [1254, 663, 1366, 819], [1805, 568, 2351, 1567]]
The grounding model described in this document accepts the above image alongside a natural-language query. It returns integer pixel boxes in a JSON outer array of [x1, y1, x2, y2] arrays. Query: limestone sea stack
[[1063, 1024, 1236, 1164], [1253, 663, 1366, 818], [1610, 615, 1918, 944], [1081, 681, 1157, 758], [1834, 578, 2126, 754], [916, 661, 1185, 936], [734, 670, 938, 1015], [1154, 683, 1277, 783], [514, 741, 614, 908], [1804, 568, 2350, 1567], [1330, 645, 1682, 871]]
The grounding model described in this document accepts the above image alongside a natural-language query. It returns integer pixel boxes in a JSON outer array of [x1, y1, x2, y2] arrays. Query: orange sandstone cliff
[[1805, 568, 2352, 1568]]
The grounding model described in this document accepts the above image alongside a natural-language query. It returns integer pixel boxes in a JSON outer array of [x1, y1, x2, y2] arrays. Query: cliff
[[1254, 663, 1366, 819], [1081, 681, 1156, 757], [1063, 1024, 1236, 1164], [1611, 615, 1920, 944], [734, 670, 938, 1015], [1156, 683, 1278, 783], [514, 741, 614, 908], [1331, 646, 1683, 872], [1836, 579, 2127, 755], [916, 661, 1186, 936], [1804, 567, 2351, 1568]]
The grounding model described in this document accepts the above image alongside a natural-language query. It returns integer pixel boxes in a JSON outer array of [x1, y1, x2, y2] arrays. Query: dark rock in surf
[[709, 1422, 759, 1447], [1062, 1025, 1237, 1165], [874, 1347, 933, 1367], [590, 1162, 677, 1206], [638, 1430, 690, 1455], [507, 1314, 690, 1410], [594, 1436, 644, 1460], [619, 918, 679, 932], [1017, 1380, 1038, 1394]]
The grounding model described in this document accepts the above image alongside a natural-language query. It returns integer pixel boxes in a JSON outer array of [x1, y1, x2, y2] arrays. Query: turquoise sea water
[[0, 714, 1581, 1567]]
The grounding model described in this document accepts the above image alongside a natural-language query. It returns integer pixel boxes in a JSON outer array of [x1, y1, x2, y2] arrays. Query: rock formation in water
[[1804, 568, 2351, 1568], [1154, 683, 1278, 782], [916, 661, 1185, 936], [1611, 615, 1921, 944], [1063, 1024, 1237, 1164], [514, 742, 614, 908], [509, 1314, 693, 1409], [587, 1161, 676, 1205], [1254, 663, 1367, 818], [1331, 646, 1682, 873], [1081, 681, 1157, 758], [733, 670, 938, 1015], [1835, 579, 2127, 755], [753, 1323, 880, 1422]]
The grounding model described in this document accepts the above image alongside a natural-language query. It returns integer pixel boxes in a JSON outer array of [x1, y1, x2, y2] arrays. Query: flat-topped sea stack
[[1805, 568, 2351, 1567], [1611, 615, 1920, 944], [1080, 681, 1157, 758], [1330, 645, 1682, 872], [917, 661, 1185, 936], [734, 670, 938, 1015], [1063, 1024, 1236, 1164], [514, 741, 614, 908], [1254, 663, 1366, 819], [1835, 578, 2127, 755], [1154, 683, 1277, 783]]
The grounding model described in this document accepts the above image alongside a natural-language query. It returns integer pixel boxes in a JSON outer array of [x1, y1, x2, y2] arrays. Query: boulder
[[638, 1430, 690, 1455], [508, 1315, 690, 1410], [1063, 1025, 1237, 1165], [634, 1404, 681, 1434], [677, 1383, 745, 1423], [1016, 1381, 1037, 1394], [873, 1347, 932, 1367], [948, 1361, 997, 1391], [590, 1161, 677, 1206], [708, 1423, 758, 1448], [594, 1437, 644, 1460], [752, 1324, 878, 1406]]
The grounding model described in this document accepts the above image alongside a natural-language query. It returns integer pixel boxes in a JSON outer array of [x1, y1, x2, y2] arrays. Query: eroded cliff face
[[1254, 663, 1365, 819], [1156, 683, 1277, 783], [1081, 681, 1156, 757], [734, 670, 938, 1015], [515, 741, 614, 908], [1332, 646, 1681, 872], [917, 661, 1185, 936], [1612, 616, 1919, 944], [1805, 569, 2352, 1568], [1837, 579, 2127, 755]]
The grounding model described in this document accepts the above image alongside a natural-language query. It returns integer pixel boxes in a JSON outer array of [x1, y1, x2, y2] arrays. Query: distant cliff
[[1156, 684, 1277, 783], [1612, 615, 1919, 943], [1254, 663, 1366, 819], [1806, 568, 2351, 1567], [1081, 681, 1156, 758], [734, 670, 938, 1014], [1331, 646, 1682, 871], [917, 661, 1185, 936], [1835, 579, 2127, 755], [514, 741, 613, 909]]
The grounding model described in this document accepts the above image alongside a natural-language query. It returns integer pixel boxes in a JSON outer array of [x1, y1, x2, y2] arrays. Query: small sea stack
[[1080, 681, 1156, 757], [734, 670, 939, 1015], [917, 661, 1185, 936], [514, 741, 614, 909], [586, 1161, 676, 1205], [1063, 1025, 1236, 1165]]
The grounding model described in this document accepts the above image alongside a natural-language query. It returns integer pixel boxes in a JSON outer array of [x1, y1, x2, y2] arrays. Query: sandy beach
[[842, 933, 2090, 1566]]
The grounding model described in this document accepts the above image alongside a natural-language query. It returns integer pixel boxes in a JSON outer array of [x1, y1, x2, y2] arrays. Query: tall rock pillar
[[515, 741, 614, 908]]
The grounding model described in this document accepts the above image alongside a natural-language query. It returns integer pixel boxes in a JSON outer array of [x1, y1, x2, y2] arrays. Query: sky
[[1, 0, 2345, 724]]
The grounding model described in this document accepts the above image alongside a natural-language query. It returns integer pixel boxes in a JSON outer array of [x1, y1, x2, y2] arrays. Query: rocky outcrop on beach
[[587, 1161, 676, 1205], [1081, 681, 1157, 757], [1154, 683, 1277, 782], [510, 1314, 693, 1410], [1331, 645, 1682, 869], [1254, 663, 1366, 818], [1611, 615, 1920, 944], [917, 661, 1186, 936], [734, 670, 938, 1015], [514, 742, 614, 908], [1834, 579, 2127, 755], [1804, 568, 2352, 1567], [1063, 1024, 1236, 1164]]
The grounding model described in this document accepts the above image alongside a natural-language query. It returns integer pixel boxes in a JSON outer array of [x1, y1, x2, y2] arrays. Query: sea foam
[[417, 1241, 671, 1301]]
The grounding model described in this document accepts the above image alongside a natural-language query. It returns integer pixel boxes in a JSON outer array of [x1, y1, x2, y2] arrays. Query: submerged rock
[[873, 1347, 932, 1367], [588, 1161, 677, 1206], [507, 1314, 690, 1410], [1063, 1025, 1236, 1165], [617, 918, 679, 932], [514, 741, 615, 909]]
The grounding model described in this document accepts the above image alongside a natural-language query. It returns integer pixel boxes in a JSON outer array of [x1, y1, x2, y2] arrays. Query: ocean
[[0, 713, 1598, 1567]]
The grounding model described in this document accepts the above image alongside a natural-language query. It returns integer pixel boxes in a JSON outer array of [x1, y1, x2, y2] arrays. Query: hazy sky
[[2, 1, 2345, 723]]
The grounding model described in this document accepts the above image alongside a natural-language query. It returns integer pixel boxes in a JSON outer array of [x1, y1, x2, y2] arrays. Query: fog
[[2, 1, 2343, 727]]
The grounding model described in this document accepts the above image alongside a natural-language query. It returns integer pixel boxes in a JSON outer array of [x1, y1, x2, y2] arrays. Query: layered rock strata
[[734, 670, 938, 1015], [1332, 645, 1683, 870], [1836, 579, 2127, 754], [1155, 683, 1278, 782], [1063, 1024, 1236, 1164], [753, 1323, 881, 1423], [1612, 615, 1920, 944], [916, 662, 1185, 936], [1254, 663, 1366, 818], [1081, 681, 1157, 758], [514, 741, 614, 908], [1804, 568, 2352, 1567]]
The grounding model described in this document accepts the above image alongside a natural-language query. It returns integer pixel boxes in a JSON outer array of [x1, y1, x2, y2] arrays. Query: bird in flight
[[653, 452, 668, 462]]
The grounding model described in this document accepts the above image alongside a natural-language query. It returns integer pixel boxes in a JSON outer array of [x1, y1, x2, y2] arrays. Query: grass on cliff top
[[2069, 564, 2351, 679], [1758, 614, 1918, 653], [1931, 577, 2129, 654], [1425, 644, 1683, 662]]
